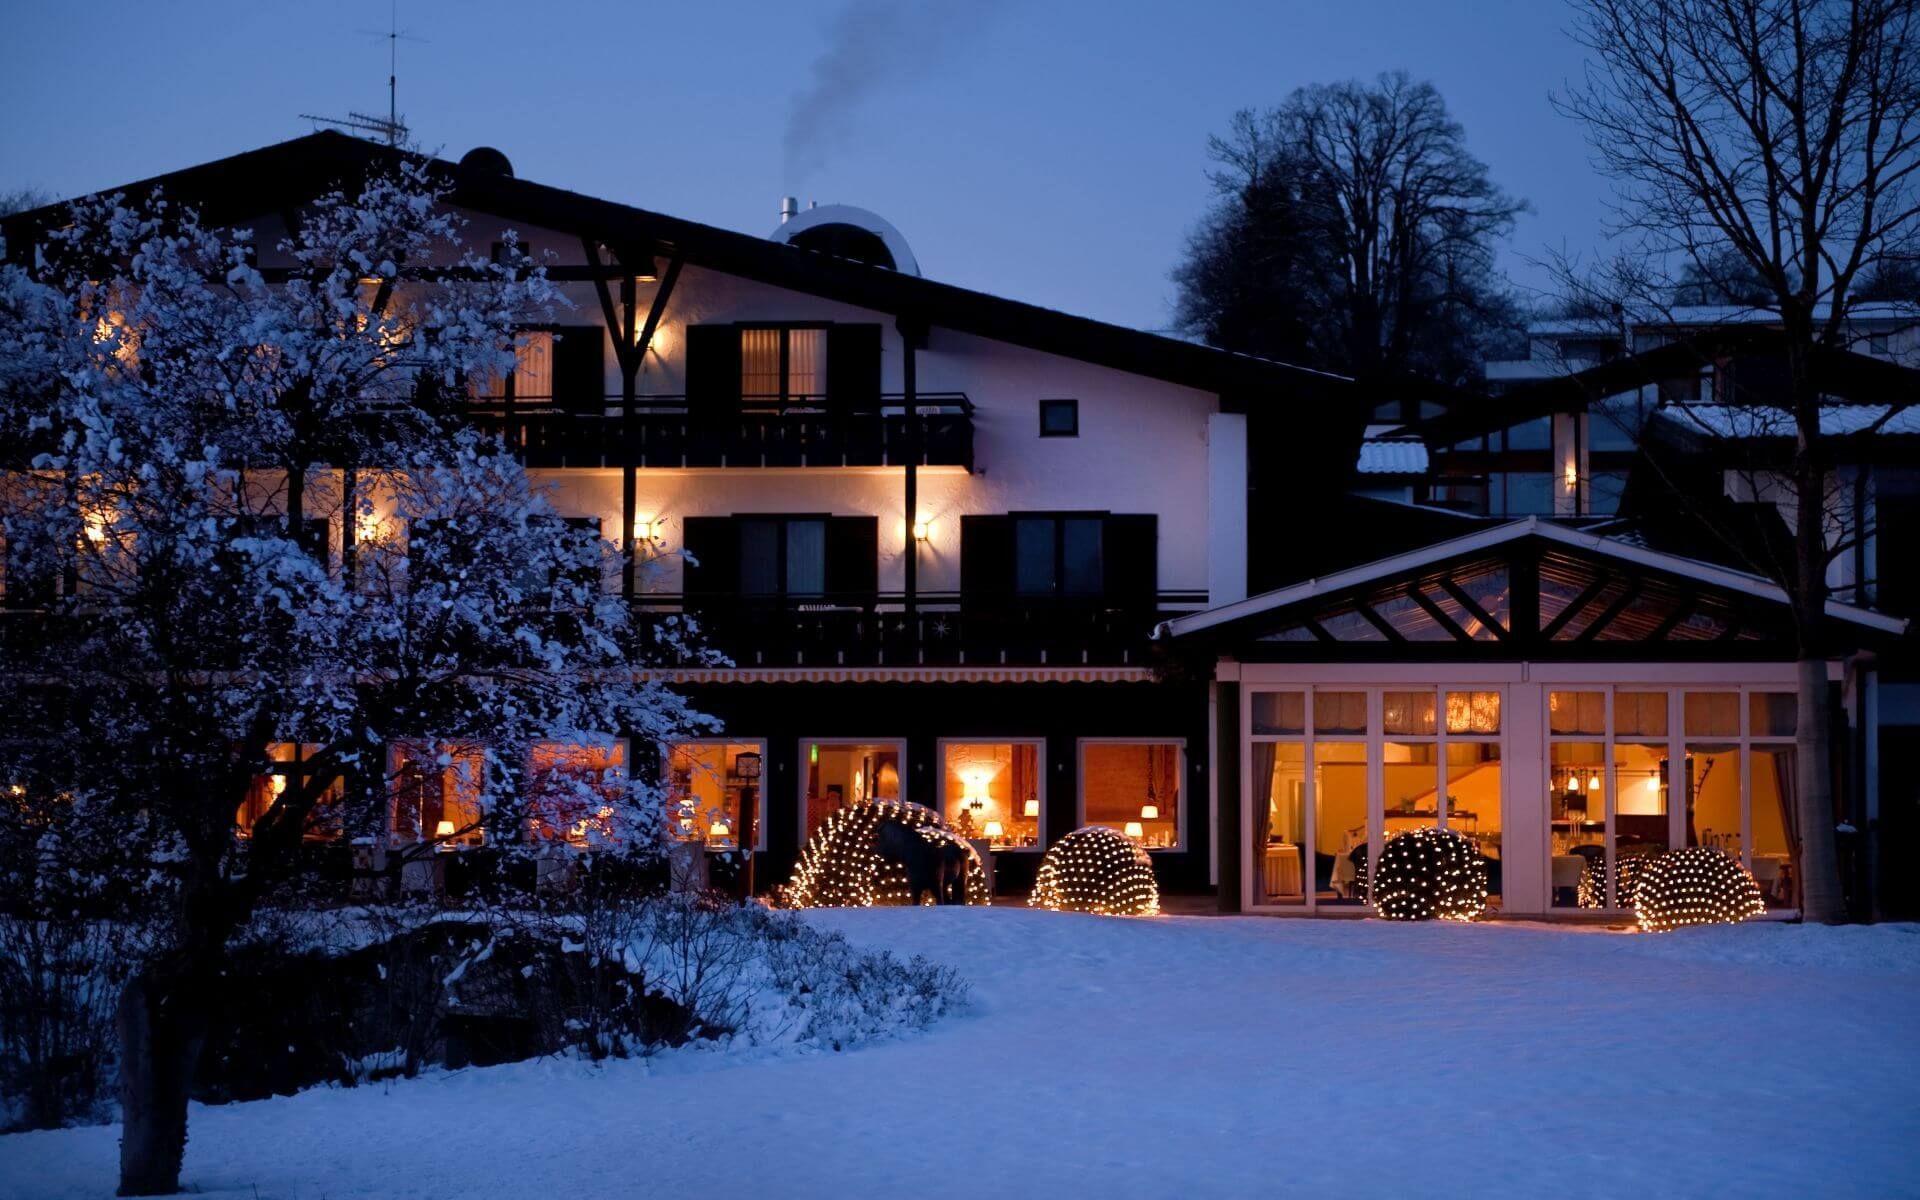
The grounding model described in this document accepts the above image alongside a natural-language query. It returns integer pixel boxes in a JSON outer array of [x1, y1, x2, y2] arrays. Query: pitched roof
[[1157, 516, 1907, 640], [1, 132, 1347, 402]]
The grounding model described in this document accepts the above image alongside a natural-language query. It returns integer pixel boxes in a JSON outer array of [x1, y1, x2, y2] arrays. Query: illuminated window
[[741, 326, 828, 403], [666, 742, 766, 849], [803, 740, 904, 843], [940, 741, 1043, 850], [390, 741, 488, 846], [527, 739, 629, 846], [1081, 740, 1181, 850], [236, 742, 343, 841], [477, 329, 552, 401]]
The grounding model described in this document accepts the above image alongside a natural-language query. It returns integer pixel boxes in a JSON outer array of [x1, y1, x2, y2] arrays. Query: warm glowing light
[[641, 516, 667, 541], [1029, 824, 1159, 916], [269, 775, 288, 797], [1634, 846, 1764, 931], [434, 819, 457, 839], [1023, 798, 1040, 818], [83, 516, 109, 544], [355, 509, 385, 545], [1123, 820, 1145, 839], [911, 518, 932, 541], [1373, 828, 1489, 922], [1647, 774, 1662, 792], [1588, 773, 1601, 791], [708, 819, 731, 838], [1139, 803, 1160, 821], [779, 800, 990, 909], [983, 820, 1004, 838], [1564, 461, 1579, 491]]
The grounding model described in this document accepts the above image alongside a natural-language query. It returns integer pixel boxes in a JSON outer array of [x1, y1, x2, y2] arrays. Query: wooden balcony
[[630, 591, 1207, 670], [466, 393, 975, 471]]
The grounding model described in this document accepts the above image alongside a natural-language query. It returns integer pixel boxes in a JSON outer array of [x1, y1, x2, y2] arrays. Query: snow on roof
[[1155, 517, 1907, 640], [1356, 438, 1429, 475], [1528, 301, 1918, 340], [1657, 404, 1920, 439]]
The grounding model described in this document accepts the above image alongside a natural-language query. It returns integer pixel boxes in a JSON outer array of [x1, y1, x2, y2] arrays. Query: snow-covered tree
[[0, 166, 712, 1194]]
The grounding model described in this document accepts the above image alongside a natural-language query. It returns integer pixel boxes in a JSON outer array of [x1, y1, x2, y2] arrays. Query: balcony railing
[[466, 393, 975, 471], [630, 591, 1208, 669], [2, 591, 1209, 671]]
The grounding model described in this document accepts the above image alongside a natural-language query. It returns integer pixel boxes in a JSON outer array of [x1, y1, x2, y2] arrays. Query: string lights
[[1029, 825, 1159, 916], [1633, 846, 1764, 932], [1372, 828, 1488, 922], [778, 800, 990, 909]]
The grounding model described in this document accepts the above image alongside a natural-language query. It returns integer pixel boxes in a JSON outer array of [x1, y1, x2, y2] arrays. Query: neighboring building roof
[[0, 131, 1347, 403], [1157, 516, 1907, 640], [1355, 438, 1429, 475], [1657, 404, 1920, 439]]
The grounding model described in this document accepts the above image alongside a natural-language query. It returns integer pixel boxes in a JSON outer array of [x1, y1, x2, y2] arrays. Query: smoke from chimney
[[781, 0, 1002, 188]]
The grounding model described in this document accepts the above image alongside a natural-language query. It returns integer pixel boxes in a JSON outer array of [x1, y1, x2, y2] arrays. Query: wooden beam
[[1574, 579, 1642, 643], [633, 252, 683, 377], [1407, 583, 1473, 642], [1540, 574, 1614, 641], [580, 238, 631, 375]]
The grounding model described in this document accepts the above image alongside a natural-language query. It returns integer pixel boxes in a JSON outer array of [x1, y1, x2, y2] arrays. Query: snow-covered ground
[[5, 910, 1919, 1198]]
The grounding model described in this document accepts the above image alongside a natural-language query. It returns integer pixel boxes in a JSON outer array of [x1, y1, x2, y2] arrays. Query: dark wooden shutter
[[960, 515, 1013, 610], [826, 324, 883, 415], [1102, 514, 1158, 613], [685, 325, 741, 422], [680, 516, 738, 602], [824, 516, 878, 606], [552, 325, 605, 413]]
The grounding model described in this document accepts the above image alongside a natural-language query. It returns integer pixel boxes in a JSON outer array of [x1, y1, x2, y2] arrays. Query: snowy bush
[[1633, 847, 1765, 932], [1029, 826, 1159, 916], [1372, 828, 1488, 921]]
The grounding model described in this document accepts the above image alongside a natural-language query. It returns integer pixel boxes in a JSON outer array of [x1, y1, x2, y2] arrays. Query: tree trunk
[[1790, 333, 1847, 925], [1794, 655, 1844, 923], [115, 967, 209, 1196]]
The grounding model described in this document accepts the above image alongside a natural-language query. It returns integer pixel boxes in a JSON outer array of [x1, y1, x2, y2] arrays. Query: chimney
[[779, 196, 799, 224]]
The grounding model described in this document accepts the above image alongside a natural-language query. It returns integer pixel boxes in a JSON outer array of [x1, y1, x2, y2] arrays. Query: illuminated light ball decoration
[[778, 800, 990, 909], [1029, 825, 1159, 916], [1372, 828, 1488, 922], [1633, 846, 1765, 932]]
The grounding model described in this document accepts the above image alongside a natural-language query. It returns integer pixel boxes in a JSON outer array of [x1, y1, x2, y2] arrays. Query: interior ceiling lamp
[[1023, 798, 1040, 818]]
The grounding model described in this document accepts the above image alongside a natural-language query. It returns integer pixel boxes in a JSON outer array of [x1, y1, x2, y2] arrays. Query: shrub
[[1633, 846, 1765, 932], [1372, 828, 1488, 921], [778, 801, 989, 908], [1029, 825, 1159, 915]]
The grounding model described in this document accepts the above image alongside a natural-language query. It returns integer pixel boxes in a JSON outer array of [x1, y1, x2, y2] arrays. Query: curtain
[[1252, 743, 1276, 901], [785, 520, 826, 596], [1773, 747, 1800, 908]]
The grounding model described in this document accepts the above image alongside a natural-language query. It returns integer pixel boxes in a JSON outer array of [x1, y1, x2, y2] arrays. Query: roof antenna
[[299, 1, 423, 146]]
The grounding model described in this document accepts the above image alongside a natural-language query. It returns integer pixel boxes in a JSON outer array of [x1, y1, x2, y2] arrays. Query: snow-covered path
[[5, 910, 1919, 1198]]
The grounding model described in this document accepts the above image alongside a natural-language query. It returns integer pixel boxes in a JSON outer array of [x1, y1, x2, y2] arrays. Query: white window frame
[[1077, 736, 1187, 852], [936, 738, 1047, 851]]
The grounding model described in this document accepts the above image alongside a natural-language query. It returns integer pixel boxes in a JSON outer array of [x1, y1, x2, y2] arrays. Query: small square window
[[1038, 399, 1078, 437]]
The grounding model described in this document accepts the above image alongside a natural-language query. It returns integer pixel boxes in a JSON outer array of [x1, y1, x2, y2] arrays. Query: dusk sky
[[2, 0, 1614, 333]]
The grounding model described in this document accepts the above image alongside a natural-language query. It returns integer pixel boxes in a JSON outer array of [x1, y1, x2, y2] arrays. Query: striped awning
[[647, 665, 1156, 685]]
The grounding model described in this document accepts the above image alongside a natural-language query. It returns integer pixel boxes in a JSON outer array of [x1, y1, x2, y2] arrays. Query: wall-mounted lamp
[[633, 256, 658, 283], [911, 518, 932, 542], [640, 516, 667, 541], [1564, 461, 1579, 492]]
